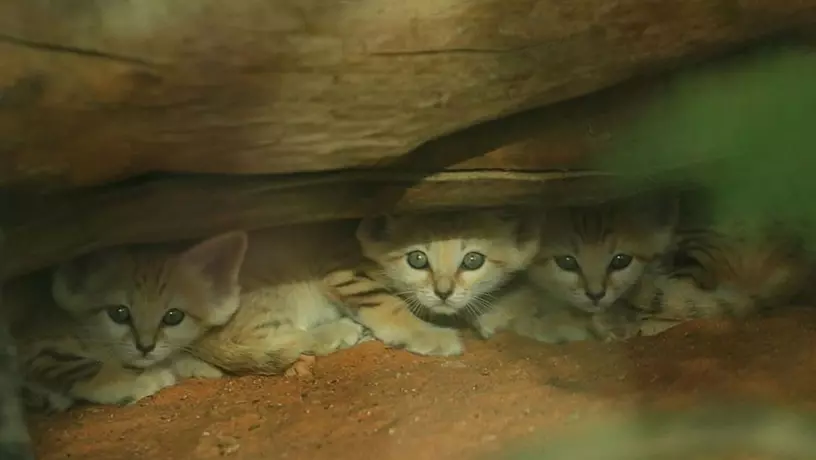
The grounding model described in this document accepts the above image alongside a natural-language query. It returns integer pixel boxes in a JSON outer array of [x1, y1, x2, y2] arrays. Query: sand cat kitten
[[629, 216, 811, 321], [324, 209, 541, 354], [33, 223, 374, 379], [190, 222, 372, 375], [521, 197, 679, 342], [9, 231, 247, 409]]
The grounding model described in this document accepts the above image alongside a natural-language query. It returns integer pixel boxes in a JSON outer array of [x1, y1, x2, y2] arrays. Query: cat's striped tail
[[629, 274, 757, 320], [192, 331, 306, 376]]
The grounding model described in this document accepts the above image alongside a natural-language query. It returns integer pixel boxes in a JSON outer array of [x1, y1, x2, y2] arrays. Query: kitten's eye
[[554, 255, 580, 272], [406, 250, 429, 270], [106, 305, 131, 325], [460, 252, 486, 270], [608, 254, 633, 271], [162, 309, 185, 326]]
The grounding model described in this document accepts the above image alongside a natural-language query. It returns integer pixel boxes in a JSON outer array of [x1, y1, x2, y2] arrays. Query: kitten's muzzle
[[136, 342, 156, 355], [585, 290, 606, 304], [433, 288, 453, 301]]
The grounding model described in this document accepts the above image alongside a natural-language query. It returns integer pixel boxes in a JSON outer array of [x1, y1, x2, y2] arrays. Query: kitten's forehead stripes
[[124, 255, 207, 323], [491, 259, 508, 267], [579, 271, 607, 294], [385, 254, 406, 263], [569, 207, 615, 243]]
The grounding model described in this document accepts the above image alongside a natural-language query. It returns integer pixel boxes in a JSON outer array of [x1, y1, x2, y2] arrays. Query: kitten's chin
[[571, 301, 613, 314], [426, 305, 459, 315], [125, 358, 160, 369], [125, 353, 170, 369]]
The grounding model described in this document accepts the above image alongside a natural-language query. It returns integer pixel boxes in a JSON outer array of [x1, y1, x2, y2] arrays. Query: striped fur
[[6, 232, 248, 409], [324, 210, 542, 353], [527, 195, 810, 326], [189, 222, 370, 375], [630, 222, 811, 320], [528, 197, 678, 314]]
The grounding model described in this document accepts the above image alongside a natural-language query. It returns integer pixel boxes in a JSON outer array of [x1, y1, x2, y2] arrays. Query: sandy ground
[[29, 308, 816, 460]]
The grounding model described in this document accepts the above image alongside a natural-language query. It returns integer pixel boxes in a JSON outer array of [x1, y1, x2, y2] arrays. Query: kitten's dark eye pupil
[[609, 254, 633, 271], [106, 305, 131, 324], [460, 252, 486, 270], [162, 309, 185, 326], [554, 256, 580, 272], [406, 250, 429, 270]]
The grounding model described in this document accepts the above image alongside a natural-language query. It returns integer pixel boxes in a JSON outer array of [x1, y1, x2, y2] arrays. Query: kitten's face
[[357, 210, 540, 317], [529, 199, 676, 313], [51, 232, 247, 369]]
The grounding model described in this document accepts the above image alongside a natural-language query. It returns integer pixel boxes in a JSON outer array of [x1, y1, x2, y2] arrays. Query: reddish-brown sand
[[30, 309, 816, 460]]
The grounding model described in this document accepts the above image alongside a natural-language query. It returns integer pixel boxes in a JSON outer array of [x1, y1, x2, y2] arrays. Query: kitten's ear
[[356, 215, 395, 245], [483, 208, 542, 269], [627, 194, 679, 252], [486, 208, 542, 243], [356, 215, 398, 259], [515, 214, 543, 248], [653, 195, 680, 229], [53, 256, 89, 298], [52, 252, 111, 313], [510, 214, 543, 269], [178, 231, 248, 299]]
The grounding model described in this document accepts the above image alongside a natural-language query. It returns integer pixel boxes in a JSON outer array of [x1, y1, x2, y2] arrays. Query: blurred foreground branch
[[592, 45, 816, 238]]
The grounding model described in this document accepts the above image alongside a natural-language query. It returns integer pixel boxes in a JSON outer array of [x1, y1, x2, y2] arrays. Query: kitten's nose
[[585, 290, 606, 304], [434, 288, 453, 300], [136, 343, 156, 355]]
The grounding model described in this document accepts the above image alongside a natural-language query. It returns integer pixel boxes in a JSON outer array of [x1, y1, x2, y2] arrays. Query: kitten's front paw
[[590, 309, 641, 342], [520, 322, 594, 344], [358, 327, 376, 343], [475, 325, 496, 340], [311, 318, 366, 355], [399, 327, 464, 357], [172, 355, 224, 380], [283, 355, 316, 379], [22, 383, 75, 413], [117, 368, 177, 406]]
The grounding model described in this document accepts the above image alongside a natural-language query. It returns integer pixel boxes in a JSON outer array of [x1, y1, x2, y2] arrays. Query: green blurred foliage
[[499, 45, 816, 460], [592, 44, 816, 236]]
